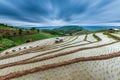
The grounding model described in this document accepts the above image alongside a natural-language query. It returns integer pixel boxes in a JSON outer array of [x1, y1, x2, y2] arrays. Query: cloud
[[0, 0, 120, 27]]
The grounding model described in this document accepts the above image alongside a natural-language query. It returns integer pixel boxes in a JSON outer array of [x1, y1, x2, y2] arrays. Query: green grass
[[0, 32, 57, 53], [10, 32, 56, 45], [0, 24, 58, 53], [0, 26, 15, 30], [0, 38, 15, 52], [1, 38, 14, 46], [0, 25, 26, 30]]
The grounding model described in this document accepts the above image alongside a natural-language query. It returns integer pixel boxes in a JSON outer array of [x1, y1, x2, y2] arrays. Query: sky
[[0, 0, 120, 27]]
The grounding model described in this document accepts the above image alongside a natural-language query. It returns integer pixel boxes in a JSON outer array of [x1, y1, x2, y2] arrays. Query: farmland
[[0, 24, 58, 53], [1, 0, 120, 80], [0, 31, 120, 80]]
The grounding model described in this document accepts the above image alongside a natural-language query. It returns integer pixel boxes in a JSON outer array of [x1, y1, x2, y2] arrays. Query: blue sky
[[0, 0, 120, 27]]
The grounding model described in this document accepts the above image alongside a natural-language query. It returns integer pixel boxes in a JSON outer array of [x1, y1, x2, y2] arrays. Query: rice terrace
[[0, 0, 120, 80]]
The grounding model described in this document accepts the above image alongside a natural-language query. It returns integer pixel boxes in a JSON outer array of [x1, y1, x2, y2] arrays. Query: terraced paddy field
[[0, 32, 120, 80]]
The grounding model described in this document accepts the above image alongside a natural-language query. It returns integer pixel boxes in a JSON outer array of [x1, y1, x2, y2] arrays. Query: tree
[[19, 29, 23, 35], [69, 32, 72, 36], [30, 27, 36, 31], [0, 35, 2, 43], [37, 29, 40, 33], [13, 32, 16, 37], [27, 31, 30, 34], [4, 32, 10, 39]]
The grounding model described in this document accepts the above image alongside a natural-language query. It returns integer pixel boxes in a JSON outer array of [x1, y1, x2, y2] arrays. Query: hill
[[0, 24, 57, 52], [52, 25, 84, 35]]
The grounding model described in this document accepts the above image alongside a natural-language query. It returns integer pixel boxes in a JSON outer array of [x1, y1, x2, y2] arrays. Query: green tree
[[69, 32, 72, 36], [27, 31, 30, 34], [37, 29, 40, 33], [0, 35, 2, 43], [19, 29, 23, 35], [5, 32, 10, 39], [31, 27, 36, 31], [13, 32, 16, 37]]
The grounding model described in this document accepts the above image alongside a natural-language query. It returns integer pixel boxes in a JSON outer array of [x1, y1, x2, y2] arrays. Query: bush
[[0, 47, 4, 51]]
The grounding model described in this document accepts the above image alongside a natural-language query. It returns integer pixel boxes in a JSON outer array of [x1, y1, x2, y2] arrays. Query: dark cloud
[[0, 0, 120, 26]]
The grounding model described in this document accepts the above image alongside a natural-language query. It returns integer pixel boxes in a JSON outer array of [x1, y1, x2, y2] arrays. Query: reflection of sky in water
[[0, 0, 120, 27]]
